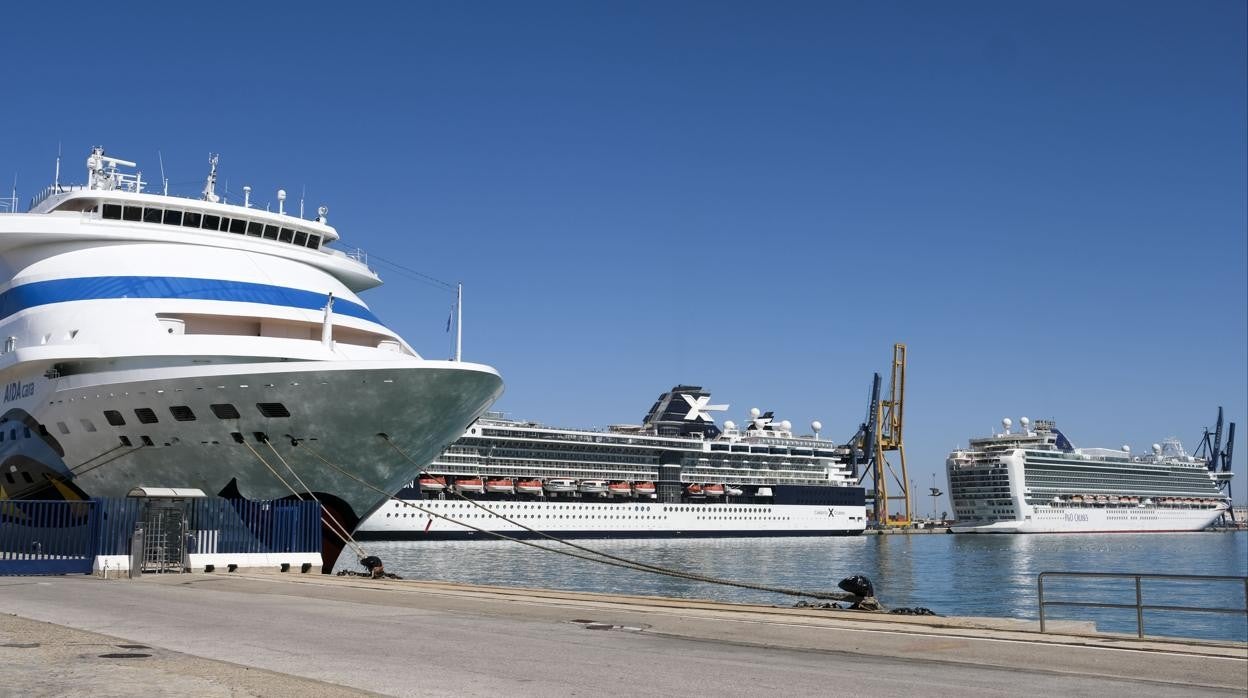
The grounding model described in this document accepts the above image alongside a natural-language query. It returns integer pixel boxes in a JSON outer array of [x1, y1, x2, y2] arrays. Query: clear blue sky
[[3, 1, 1245, 509]]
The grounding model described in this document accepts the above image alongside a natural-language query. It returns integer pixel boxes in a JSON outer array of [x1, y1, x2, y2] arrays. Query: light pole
[[929, 473, 944, 523]]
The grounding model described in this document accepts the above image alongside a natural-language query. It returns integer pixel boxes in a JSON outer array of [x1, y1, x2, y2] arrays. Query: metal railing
[[1037, 571, 1248, 638]]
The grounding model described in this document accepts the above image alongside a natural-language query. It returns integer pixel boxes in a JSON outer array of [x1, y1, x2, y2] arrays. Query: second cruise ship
[[357, 386, 868, 539]]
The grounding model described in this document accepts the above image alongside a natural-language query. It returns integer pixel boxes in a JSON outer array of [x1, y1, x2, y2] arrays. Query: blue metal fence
[[0, 500, 99, 575], [2, 497, 321, 575]]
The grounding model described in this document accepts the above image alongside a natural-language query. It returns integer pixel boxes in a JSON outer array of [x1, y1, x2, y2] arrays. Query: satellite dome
[[723, 420, 736, 431], [1019, 417, 1030, 428], [1152, 443, 1162, 454], [749, 407, 761, 418], [780, 420, 792, 431], [811, 420, 822, 432], [1002, 417, 1013, 429], [1121, 445, 1130, 452]]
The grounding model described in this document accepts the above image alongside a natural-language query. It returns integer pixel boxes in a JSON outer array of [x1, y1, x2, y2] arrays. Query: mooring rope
[[292, 438, 857, 602], [241, 440, 367, 561]]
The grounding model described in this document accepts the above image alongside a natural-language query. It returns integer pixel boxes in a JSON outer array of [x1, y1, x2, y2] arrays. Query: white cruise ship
[[947, 416, 1234, 533], [357, 386, 868, 539], [0, 147, 503, 566]]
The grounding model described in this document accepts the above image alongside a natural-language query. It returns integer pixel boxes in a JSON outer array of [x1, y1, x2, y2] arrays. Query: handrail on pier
[[1037, 571, 1248, 638]]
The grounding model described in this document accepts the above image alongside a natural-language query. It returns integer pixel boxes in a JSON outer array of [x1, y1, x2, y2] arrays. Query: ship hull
[[3, 359, 503, 535], [357, 500, 867, 539], [951, 504, 1227, 533]]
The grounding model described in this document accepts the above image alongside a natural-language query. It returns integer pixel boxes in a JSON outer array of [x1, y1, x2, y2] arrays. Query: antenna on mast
[[157, 149, 168, 196], [299, 185, 306, 219], [202, 154, 220, 203], [455, 282, 463, 361], [53, 142, 61, 191]]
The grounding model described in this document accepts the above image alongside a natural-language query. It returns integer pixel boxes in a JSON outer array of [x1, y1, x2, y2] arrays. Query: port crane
[[844, 344, 912, 526], [1193, 407, 1236, 521]]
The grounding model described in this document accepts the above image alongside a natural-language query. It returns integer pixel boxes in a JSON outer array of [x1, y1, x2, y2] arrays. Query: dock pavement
[[1, 572, 1244, 697]]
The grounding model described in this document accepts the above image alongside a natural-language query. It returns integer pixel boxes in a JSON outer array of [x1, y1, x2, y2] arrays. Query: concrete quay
[[2, 573, 1244, 697]]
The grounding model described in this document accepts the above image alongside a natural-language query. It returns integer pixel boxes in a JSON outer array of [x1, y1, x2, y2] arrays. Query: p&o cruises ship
[[0, 147, 503, 565], [357, 386, 868, 539], [947, 416, 1234, 533]]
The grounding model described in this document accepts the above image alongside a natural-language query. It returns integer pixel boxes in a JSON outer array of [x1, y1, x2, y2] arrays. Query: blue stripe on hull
[[354, 529, 865, 541], [0, 276, 381, 324]]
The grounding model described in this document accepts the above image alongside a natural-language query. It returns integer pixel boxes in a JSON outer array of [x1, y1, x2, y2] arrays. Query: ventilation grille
[[169, 405, 196, 422], [211, 404, 241, 419], [256, 403, 290, 418], [134, 408, 158, 424]]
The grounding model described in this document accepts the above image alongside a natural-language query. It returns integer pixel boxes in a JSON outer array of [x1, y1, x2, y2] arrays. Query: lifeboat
[[1070, 495, 1084, 503], [686, 483, 704, 496], [579, 479, 609, 495], [703, 484, 726, 497], [454, 477, 484, 494], [516, 479, 544, 495], [725, 486, 744, 496], [608, 481, 632, 497], [1107, 495, 1120, 505], [418, 476, 447, 492], [485, 478, 515, 494], [1095, 495, 1108, 504], [633, 481, 657, 496], [544, 478, 577, 494]]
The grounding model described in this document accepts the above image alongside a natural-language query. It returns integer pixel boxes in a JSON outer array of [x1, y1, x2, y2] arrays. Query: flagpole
[[455, 282, 463, 362]]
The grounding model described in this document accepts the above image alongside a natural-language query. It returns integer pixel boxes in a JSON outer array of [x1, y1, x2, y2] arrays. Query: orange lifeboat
[[516, 479, 544, 495], [686, 483, 704, 496], [633, 481, 657, 496], [608, 481, 632, 497], [485, 478, 515, 494], [418, 475, 447, 492], [703, 484, 726, 497], [454, 477, 484, 494]]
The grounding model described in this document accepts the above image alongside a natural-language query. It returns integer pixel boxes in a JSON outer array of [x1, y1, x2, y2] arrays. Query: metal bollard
[[128, 526, 144, 579]]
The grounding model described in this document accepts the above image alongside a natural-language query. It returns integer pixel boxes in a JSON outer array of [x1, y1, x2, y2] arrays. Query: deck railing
[[1037, 571, 1248, 638]]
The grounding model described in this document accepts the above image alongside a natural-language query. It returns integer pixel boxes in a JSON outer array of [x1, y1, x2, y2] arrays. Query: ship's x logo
[[681, 394, 729, 422]]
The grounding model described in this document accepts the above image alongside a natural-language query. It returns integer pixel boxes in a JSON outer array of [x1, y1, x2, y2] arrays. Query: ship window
[[247, 221, 263, 236], [279, 228, 294, 243], [102, 204, 122, 220], [163, 209, 183, 226], [134, 408, 159, 424], [306, 234, 321, 249], [143, 207, 163, 224], [262, 225, 279, 240], [21, 472, 32, 484], [169, 405, 196, 422], [119, 435, 132, 447], [140, 435, 154, 446], [183, 212, 202, 228], [56, 421, 70, 435], [122, 206, 142, 221], [230, 218, 247, 234], [2, 473, 11, 484], [256, 403, 290, 418], [202, 214, 221, 230], [23, 427, 30, 438], [210, 403, 241, 419], [293, 231, 308, 246], [103, 410, 126, 426], [218, 217, 231, 232], [80, 418, 97, 433]]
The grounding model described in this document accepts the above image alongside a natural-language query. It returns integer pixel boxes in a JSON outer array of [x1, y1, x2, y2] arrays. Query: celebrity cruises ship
[[0, 147, 503, 565], [947, 416, 1233, 533], [356, 386, 867, 539]]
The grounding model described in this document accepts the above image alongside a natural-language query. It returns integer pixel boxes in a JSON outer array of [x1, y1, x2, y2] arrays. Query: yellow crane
[[849, 344, 911, 527]]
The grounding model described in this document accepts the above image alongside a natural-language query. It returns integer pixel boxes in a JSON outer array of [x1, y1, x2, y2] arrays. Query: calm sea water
[[342, 531, 1248, 642]]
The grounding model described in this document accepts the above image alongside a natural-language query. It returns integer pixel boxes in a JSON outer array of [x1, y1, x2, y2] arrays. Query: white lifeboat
[[544, 478, 577, 494], [579, 479, 608, 495]]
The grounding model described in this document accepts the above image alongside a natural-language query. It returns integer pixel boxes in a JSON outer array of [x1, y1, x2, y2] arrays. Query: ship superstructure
[[947, 416, 1233, 533], [0, 147, 503, 566], [357, 386, 867, 539]]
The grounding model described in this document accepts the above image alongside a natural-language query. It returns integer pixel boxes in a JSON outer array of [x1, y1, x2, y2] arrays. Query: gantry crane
[[845, 344, 912, 526]]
